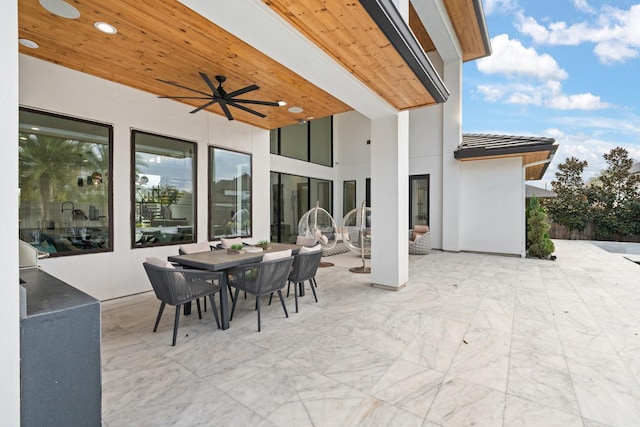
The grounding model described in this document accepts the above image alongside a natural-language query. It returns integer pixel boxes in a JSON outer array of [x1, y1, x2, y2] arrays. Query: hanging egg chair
[[298, 201, 337, 249], [342, 201, 372, 273]]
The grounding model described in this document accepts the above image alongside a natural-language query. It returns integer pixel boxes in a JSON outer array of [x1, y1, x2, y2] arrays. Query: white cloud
[[546, 93, 610, 110], [515, 4, 640, 64], [477, 34, 568, 80], [573, 0, 595, 14], [474, 80, 609, 111], [482, 0, 519, 16]]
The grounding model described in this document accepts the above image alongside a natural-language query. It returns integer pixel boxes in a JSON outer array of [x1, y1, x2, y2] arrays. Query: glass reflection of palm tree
[[19, 134, 86, 224]]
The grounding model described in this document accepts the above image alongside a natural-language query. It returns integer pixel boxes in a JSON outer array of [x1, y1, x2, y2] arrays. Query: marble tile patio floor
[[102, 240, 640, 426]]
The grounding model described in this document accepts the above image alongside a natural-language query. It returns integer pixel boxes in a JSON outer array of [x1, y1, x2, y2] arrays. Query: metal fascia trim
[[359, 0, 450, 104]]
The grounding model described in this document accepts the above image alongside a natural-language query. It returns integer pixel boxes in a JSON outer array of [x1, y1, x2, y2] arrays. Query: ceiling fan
[[157, 72, 282, 120]]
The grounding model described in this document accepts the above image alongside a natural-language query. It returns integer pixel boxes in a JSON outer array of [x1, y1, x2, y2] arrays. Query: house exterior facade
[[0, 1, 555, 422]]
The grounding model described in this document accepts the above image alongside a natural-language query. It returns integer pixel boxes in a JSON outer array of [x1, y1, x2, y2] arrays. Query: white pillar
[[441, 59, 462, 252], [370, 112, 409, 289], [1, 0, 22, 424]]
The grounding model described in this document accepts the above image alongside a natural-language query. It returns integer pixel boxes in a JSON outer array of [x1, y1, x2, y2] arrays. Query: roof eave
[[361, 0, 450, 103]]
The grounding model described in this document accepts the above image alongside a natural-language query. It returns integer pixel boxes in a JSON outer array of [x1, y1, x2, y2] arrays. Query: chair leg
[[268, 292, 274, 305], [230, 288, 240, 321], [286, 281, 291, 297], [309, 279, 318, 302], [294, 282, 299, 313], [312, 278, 318, 288], [256, 296, 261, 332], [172, 305, 181, 346], [209, 294, 221, 329], [153, 302, 166, 332], [204, 297, 207, 312], [196, 298, 202, 319], [277, 290, 289, 318]]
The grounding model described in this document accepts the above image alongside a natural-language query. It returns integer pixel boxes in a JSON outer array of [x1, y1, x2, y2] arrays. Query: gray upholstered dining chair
[[143, 258, 223, 346], [227, 252, 294, 331], [286, 246, 322, 313]]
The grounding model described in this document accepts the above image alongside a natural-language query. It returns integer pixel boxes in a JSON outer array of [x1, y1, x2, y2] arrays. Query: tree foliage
[[588, 147, 640, 238], [527, 195, 555, 258], [548, 147, 640, 240], [547, 156, 589, 232]]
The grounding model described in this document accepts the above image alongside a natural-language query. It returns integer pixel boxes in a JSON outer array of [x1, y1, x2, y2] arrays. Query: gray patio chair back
[[287, 250, 322, 312], [143, 262, 223, 346], [228, 256, 294, 331]]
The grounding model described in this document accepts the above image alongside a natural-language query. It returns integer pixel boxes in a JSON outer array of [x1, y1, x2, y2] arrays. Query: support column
[[441, 59, 462, 252], [1, 0, 21, 424], [370, 112, 409, 290]]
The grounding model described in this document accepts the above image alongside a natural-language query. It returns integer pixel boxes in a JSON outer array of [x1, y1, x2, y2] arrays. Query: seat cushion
[[411, 225, 430, 241], [179, 242, 211, 254], [296, 236, 317, 247], [299, 244, 322, 254], [262, 249, 292, 262], [146, 257, 175, 269], [220, 237, 243, 249]]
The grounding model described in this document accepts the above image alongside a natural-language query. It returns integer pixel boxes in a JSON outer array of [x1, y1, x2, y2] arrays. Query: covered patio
[[102, 240, 640, 426]]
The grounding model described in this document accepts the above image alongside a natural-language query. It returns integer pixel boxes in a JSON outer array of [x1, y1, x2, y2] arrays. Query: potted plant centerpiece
[[256, 240, 272, 250], [227, 243, 245, 254]]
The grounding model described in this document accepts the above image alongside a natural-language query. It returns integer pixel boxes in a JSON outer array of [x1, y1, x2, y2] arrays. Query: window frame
[[208, 146, 253, 241], [18, 107, 114, 257], [130, 129, 197, 248], [269, 116, 334, 167]]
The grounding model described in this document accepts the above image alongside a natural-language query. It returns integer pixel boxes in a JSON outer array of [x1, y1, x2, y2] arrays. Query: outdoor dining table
[[168, 243, 301, 329]]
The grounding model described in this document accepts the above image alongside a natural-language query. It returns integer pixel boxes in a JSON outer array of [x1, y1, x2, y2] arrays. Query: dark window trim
[[19, 107, 114, 257], [272, 117, 334, 168], [409, 174, 430, 228], [130, 129, 197, 248], [208, 145, 253, 241]]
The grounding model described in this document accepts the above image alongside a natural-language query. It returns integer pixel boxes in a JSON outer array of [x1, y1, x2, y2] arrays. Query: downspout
[[521, 158, 552, 258]]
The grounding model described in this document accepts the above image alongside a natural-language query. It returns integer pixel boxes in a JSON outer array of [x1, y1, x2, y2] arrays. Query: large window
[[209, 147, 252, 240], [132, 131, 196, 247], [19, 108, 112, 256], [270, 116, 333, 167], [270, 172, 333, 243]]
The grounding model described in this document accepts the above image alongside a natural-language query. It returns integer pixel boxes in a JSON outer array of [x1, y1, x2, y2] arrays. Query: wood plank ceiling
[[18, 0, 490, 130]]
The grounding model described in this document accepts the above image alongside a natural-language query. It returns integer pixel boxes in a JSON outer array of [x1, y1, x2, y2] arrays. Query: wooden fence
[[549, 222, 640, 242]]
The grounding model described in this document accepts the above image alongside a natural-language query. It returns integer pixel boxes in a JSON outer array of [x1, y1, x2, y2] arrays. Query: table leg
[[219, 272, 230, 329], [183, 302, 192, 315]]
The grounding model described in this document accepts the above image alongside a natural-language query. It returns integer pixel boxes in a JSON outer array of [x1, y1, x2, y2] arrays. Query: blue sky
[[462, 0, 640, 188]]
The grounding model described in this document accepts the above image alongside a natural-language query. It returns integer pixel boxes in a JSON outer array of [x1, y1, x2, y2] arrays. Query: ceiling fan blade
[[218, 100, 234, 121], [199, 72, 223, 98], [156, 78, 211, 97], [228, 101, 267, 118], [190, 99, 218, 114], [159, 96, 212, 99], [226, 84, 259, 99], [231, 98, 281, 107]]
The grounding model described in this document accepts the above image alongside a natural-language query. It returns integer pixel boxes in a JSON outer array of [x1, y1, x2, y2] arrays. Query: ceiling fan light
[[277, 101, 287, 107], [94, 21, 118, 34]]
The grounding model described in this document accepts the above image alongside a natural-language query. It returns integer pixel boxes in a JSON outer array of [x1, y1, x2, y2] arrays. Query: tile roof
[[455, 133, 557, 158]]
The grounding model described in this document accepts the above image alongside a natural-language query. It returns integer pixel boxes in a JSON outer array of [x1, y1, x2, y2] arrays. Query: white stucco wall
[[20, 55, 271, 301], [1, 1, 21, 424], [459, 157, 524, 255]]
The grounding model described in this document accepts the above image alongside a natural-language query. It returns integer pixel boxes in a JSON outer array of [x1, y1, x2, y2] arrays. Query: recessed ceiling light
[[39, 0, 80, 19], [19, 39, 39, 49], [94, 21, 117, 34], [277, 101, 287, 107], [288, 106, 303, 113]]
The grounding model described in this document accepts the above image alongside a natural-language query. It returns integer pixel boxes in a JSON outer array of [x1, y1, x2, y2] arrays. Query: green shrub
[[527, 196, 555, 259]]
